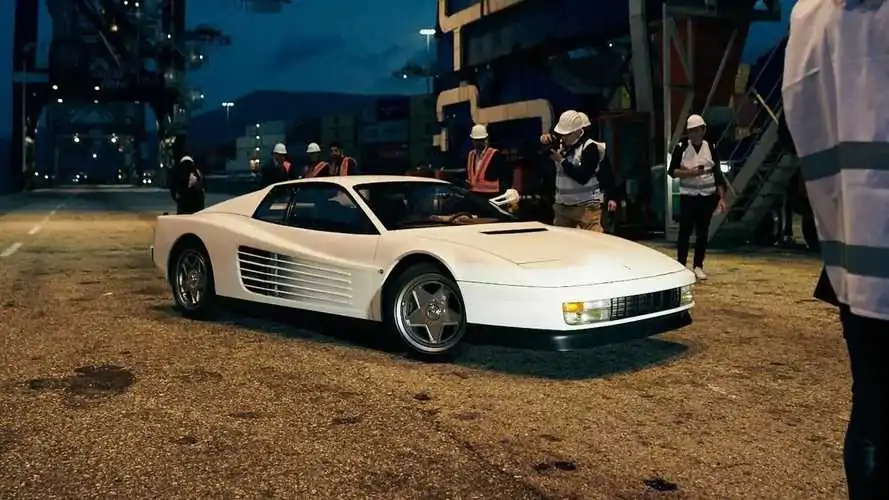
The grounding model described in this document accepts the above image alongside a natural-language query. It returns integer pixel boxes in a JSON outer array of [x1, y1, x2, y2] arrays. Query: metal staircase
[[707, 46, 798, 243]]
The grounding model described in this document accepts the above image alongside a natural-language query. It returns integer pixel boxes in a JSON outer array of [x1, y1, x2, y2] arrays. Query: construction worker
[[667, 114, 728, 281], [259, 143, 294, 187], [170, 155, 204, 214], [466, 124, 519, 205], [540, 110, 619, 232], [327, 142, 359, 176], [302, 142, 329, 178], [783, 3, 889, 499]]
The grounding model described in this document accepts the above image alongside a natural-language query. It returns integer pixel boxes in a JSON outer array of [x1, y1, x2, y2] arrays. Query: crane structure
[[7, 0, 284, 192], [432, 0, 787, 242]]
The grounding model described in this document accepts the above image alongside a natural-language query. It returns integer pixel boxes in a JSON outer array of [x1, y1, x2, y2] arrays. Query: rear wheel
[[385, 263, 467, 359], [170, 242, 216, 318]]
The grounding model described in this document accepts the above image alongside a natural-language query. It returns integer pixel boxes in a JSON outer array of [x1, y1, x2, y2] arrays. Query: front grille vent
[[610, 288, 681, 321]]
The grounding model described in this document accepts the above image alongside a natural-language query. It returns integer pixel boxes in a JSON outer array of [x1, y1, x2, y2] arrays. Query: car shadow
[[149, 299, 691, 381]]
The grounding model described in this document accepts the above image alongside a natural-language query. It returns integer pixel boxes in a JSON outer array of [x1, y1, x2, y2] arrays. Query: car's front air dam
[[468, 310, 692, 351]]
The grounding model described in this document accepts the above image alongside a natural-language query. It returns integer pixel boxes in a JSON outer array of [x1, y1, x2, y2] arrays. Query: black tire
[[383, 263, 468, 360], [169, 240, 216, 319]]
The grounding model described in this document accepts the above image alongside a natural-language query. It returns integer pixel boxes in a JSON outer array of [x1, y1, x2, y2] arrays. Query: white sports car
[[151, 176, 695, 358]]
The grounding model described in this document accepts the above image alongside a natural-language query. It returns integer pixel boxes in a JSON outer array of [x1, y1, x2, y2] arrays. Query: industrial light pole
[[21, 43, 35, 176], [419, 29, 435, 95], [221, 101, 234, 121]]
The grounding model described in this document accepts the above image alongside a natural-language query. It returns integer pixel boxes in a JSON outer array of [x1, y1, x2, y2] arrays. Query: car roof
[[272, 175, 448, 189]]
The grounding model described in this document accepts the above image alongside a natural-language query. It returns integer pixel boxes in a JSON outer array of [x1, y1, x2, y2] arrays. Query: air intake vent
[[610, 288, 682, 321], [236, 246, 352, 306], [480, 228, 548, 235]]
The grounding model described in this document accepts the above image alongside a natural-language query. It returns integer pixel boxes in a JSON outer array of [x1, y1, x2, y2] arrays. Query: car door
[[236, 182, 381, 319]]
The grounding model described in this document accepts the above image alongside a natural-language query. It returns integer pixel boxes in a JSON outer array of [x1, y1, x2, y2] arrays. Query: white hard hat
[[306, 142, 321, 153], [273, 143, 287, 154], [179, 155, 193, 163], [553, 110, 584, 135], [686, 114, 706, 130], [578, 112, 591, 127], [469, 124, 488, 140]]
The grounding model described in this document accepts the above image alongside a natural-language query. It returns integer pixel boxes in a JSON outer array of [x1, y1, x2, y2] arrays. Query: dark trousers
[[176, 193, 205, 215], [676, 194, 718, 268], [840, 306, 887, 500]]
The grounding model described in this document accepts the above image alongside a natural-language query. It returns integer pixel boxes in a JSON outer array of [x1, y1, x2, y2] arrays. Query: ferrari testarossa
[[151, 176, 695, 358]]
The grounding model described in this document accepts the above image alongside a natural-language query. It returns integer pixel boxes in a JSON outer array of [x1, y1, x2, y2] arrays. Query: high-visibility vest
[[282, 160, 292, 176], [677, 140, 717, 196], [338, 157, 354, 176], [306, 161, 328, 178], [783, 0, 889, 321], [466, 147, 500, 193], [554, 139, 604, 206]]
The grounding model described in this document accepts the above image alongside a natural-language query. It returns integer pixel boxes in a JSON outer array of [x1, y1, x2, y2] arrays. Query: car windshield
[[354, 181, 518, 230]]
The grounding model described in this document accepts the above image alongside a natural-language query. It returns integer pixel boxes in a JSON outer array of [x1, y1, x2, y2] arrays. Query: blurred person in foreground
[[783, 2, 889, 499], [170, 155, 204, 214]]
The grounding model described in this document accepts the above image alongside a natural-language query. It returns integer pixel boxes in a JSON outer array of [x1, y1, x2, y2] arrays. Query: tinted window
[[355, 181, 518, 230], [252, 186, 293, 223], [286, 184, 377, 235]]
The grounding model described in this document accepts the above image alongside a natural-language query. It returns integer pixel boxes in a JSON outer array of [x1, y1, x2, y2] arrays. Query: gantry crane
[[8, 0, 286, 192]]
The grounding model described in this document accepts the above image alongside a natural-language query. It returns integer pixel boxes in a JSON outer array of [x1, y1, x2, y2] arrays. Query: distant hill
[[186, 90, 403, 152]]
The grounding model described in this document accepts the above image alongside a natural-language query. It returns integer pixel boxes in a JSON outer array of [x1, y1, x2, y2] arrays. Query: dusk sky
[[0, 0, 790, 138], [0, 0, 434, 136]]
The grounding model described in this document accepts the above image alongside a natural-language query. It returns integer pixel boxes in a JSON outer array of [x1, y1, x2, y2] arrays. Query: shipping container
[[409, 141, 436, 167], [361, 143, 410, 174], [320, 125, 356, 147], [408, 117, 436, 144], [320, 114, 355, 130], [375, 97, 410, 122], [358, 120, 409, 145], [409, 94, 435, 119]]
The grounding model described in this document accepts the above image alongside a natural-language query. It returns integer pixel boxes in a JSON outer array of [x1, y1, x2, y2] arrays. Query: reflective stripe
[[804, 168, 889, 249], [823, 265, 889, 322], [555, 139, 602, 205], [678, 140, 717, 196], [801, 142, 889, 181], [306, 161, 328, 178], [338, 157, 354, 176], [822, 241, 889, 279], [467, 147, 500, 193]]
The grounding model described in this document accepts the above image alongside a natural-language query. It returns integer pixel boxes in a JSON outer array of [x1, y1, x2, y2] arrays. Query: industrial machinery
[[7, 0, 284, 193], [432, 0, 789, 243]]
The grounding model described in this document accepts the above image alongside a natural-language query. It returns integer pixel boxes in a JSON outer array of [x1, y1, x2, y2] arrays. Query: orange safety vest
[[282, 160, 292, 175], [466, 147, 500, 193], [306, 161, 329, 178], [337, 157, 354, 176]]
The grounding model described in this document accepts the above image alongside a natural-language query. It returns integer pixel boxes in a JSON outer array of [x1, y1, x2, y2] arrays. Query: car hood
[[411, 222, 687, 286]]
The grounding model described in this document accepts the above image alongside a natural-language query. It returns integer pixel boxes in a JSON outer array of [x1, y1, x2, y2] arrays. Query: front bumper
[[469, 310, 692, 351]]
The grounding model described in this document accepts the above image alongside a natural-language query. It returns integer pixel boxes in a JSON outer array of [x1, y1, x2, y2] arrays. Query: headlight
[[562, 299, 610, 325], [680, 285, 694, 305]]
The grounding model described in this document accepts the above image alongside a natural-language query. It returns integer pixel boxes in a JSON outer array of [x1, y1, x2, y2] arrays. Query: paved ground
[[0, 187, 850, 499]]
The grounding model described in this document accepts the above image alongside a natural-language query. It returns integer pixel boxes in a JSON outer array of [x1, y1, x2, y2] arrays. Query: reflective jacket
[[783, 0, 889, 320], [467, 147, 500, 193]]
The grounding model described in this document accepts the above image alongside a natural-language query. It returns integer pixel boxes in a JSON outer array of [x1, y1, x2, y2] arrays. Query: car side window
[[286, 184, 377, 235], [252, 186, 293, 224]]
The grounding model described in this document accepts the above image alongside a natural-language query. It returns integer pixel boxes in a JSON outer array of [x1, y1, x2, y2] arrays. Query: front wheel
[[170, 243, 216, 318], [385, 264, 468, 359]]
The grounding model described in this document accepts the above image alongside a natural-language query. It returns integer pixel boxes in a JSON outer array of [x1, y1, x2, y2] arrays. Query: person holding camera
[[667, 114, 727, 281], [539, 110, 619, 232]]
